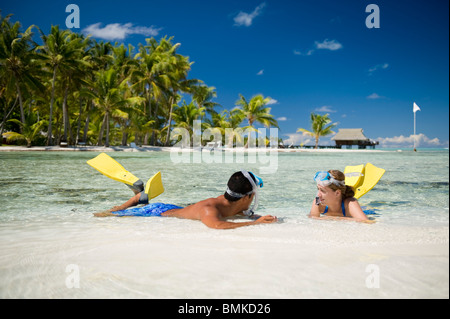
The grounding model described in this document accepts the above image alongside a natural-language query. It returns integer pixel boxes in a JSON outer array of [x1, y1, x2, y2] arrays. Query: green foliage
[[0, 13, 279, 147]]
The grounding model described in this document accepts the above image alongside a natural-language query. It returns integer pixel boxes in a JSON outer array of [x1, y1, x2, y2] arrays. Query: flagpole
[[413, 110, 416, 152]]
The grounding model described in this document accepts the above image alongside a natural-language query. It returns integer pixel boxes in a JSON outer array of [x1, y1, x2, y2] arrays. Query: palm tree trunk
[[151, 100, 158, 145], [315, 135, 319, 149], [62, 83, 69, 143], [15, 82, 25, 133], [144, 88, 152, 145], [98, 113, 106, 146], [122, 131, 128, 146], [105, 112, 110, 147], [47, 67, 57, 146], [75, 97, 82, 144], [82, 100, 92, 144], [164, 95, 175, 146]]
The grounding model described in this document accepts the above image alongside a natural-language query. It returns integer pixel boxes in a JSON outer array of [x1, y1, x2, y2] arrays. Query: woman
[[309, 170, 373, 223]]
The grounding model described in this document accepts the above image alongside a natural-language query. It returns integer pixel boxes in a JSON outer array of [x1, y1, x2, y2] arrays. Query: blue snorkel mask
[[314, 171, 345, 187], [225, 171, 263, 216]]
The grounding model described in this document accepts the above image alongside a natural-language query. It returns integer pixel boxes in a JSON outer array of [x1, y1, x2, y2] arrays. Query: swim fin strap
[[344, 164, 365, 189], [87, 152, 144, 193]]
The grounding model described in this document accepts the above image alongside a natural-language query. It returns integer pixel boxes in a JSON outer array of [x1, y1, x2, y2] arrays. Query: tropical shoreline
[[0, 145, 389, 153]]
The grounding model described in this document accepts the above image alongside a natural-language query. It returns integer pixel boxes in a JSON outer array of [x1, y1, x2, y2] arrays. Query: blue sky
[[2, 0, 449, 148]]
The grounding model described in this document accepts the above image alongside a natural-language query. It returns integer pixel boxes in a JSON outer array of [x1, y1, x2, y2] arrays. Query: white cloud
[[293, 49, 314, 56], [257, 69, 264, 75], [282, 133, 313, 146], [367, 93, 384, 99], [282, 133, 334, 146], [368, 63, 389, 74], [233, 3, 266, 27], [315, 105, 336, 113], [277, 117, 287, 121], [266, 98, 278, 105], [294, 39, 342, 56], [376, 133, 445, 148], [315, 39, 343, 51], [83, 22, 161, 41]]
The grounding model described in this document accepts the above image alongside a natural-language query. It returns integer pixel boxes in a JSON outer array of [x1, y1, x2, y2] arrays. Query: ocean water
[[0, 149, 448, 298]]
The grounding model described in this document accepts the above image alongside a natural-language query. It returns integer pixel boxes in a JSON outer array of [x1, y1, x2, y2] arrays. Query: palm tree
[[297, 112, 338, 149], [162, 39, 193, 146], [0, 14, 43, 128], [171, 101, 206, 133], [58, 33, 91, 144], [78, 39, 113, 145], [206, 109, 246, 148], [191, 84, 220, 116], [171, 100, 206, 146], [235, 94, 278, 128], [90, 68, 143, 146], [234, 94, 278, 147], [132, 37, 172, 145], [39, 25, 85, 145]]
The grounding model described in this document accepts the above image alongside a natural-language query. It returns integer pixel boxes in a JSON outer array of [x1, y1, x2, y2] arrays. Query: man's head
[[224, 171, 263, 216], [224, 171, 256, 202]]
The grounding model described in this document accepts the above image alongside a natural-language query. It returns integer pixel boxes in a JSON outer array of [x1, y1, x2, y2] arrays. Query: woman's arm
[[346, 198, 369, 221], [308, 198, 321, 218]]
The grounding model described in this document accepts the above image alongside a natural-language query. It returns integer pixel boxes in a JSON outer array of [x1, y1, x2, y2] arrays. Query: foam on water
[[0, 150, 448, 298]]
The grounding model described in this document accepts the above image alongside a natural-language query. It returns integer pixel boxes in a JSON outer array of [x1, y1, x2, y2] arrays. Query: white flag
[[413, 102, 421, 113]]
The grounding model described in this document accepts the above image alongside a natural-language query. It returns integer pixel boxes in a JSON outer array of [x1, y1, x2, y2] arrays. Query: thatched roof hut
[[332, 128, 379, 149]]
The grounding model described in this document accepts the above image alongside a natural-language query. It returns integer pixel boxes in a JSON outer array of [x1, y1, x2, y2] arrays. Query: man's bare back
[[162, 195, 277, 229]]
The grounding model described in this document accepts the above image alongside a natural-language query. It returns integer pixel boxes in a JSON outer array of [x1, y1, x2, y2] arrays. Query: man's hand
[[254, 215, 278, 224]]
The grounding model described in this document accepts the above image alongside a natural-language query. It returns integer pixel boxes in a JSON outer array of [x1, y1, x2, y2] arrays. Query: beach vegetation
[[3, 112, 47, 147], [297, 112, 338, 149], [0, 13, 279, 147], [233, 94, 279, 147]]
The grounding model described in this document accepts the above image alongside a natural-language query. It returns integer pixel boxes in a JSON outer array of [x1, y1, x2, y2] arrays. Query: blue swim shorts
[[111, 203, 183, 217]]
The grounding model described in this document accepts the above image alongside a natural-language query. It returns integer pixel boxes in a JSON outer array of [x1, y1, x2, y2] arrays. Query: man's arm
[[201, 208, 277, 229]]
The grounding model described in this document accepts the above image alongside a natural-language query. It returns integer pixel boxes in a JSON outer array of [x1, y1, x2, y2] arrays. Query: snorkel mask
[[225, 170, 263, 216], [313, 171, 345, 188]]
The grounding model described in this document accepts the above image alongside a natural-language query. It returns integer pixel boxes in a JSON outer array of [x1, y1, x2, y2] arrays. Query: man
[[94, 171, 278, 229]]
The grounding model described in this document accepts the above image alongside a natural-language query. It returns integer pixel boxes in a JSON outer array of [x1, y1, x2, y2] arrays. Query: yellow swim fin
[[144, 171, 165, 200], [344, 164, 365, 189], [353, 163, 385, 199], [87, 153, 144, 193]]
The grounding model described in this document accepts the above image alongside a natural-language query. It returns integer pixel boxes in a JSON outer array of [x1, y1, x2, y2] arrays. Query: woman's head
[[315, 170, 355, 203], [326, 170, 355, 198]]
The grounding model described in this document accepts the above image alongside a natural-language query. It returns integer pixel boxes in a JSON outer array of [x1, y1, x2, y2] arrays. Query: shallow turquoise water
[[0, 149, 448, 298], [0, 149, 448, 225]]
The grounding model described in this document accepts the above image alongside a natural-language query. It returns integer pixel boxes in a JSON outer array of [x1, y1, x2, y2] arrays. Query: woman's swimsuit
[[323, 201, 346, 217], [322, 202, 377, 216], [111, 203, 183, 217]]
